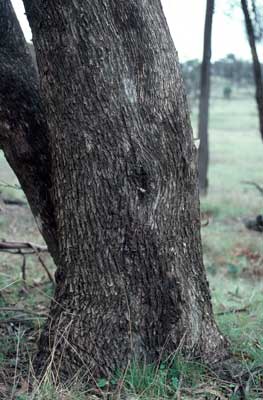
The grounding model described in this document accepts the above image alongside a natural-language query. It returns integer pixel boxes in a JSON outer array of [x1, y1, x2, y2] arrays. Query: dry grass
[[0, 80, 263, 398]]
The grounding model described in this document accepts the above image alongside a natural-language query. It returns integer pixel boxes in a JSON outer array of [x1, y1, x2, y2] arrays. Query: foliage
[[180, 55, 260, 98]]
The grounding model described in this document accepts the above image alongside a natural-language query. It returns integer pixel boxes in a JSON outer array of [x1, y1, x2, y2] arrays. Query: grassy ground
[[0, 80, 263, 398]]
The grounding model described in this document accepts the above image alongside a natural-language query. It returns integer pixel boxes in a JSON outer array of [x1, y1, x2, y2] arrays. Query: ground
[[0, 79, 263, 398]]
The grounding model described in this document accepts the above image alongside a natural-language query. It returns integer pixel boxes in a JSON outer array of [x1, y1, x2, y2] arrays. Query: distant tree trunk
[[241, 0, 263, 140], [2, 0, 228, 381], [198, 0, 215, 195]]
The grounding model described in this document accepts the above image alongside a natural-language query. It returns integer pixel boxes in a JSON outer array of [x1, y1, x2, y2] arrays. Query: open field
[[0, 81, 263, 398]]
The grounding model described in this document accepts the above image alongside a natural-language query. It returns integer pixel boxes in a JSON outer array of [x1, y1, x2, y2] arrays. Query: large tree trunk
[[2, 0, 228, 381], [241, 0, 263, 140], [198, 0, 214, 196]]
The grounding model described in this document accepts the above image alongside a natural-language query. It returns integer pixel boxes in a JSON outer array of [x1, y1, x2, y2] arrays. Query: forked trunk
[[198, 0, 214, 195], [2, 0, 228, 380]]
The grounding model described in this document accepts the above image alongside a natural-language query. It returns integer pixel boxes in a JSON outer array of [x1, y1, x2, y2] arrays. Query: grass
[[0, 153, 25, 203], [0, 79, 263, 398]]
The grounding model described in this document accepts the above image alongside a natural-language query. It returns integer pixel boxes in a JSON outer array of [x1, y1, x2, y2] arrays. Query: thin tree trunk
[[241, 0, 263, 140], [198, 0, 214, 195], [2, 0, 228, 381]]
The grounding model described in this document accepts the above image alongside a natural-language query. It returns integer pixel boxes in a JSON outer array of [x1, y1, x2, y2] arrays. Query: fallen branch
[[2, 198, 26, 206], [216, 306, 249, 316], [0, 240, 47, 253], [0, 240, 55, 285]]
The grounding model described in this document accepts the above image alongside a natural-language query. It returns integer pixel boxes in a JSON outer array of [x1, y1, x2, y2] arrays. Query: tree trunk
[[2, 0, 228, 381], [241, 0, 263, 140], [198, 0, 214, 196], [0, 1, 58, 262]]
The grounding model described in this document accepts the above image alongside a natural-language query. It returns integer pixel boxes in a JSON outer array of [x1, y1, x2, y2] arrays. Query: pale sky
[[11, 0, 262, 62]]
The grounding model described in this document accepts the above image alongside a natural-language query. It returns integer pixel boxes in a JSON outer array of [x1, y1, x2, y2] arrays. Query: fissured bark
[[0, 0, 58, 261], [2, 0, 228, 381]]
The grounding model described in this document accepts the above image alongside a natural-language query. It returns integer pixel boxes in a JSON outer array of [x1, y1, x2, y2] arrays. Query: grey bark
[[241, 0, 263, 140], [198, 0, 215, 195], [2, 0, 228, 381], [0, 1, 58, 261]]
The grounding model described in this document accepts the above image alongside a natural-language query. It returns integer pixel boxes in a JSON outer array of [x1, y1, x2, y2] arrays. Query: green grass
[[1, 79, 263, 398]]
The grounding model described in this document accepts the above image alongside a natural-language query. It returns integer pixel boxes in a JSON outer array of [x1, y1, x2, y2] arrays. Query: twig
[[37, 254, 55, 285], [0, 181, 21, 190], [242, 180, 263, 196], [0, 316, 47, 323], [27, 242, 55, 285], [0, 307, 48, 317], [21, 254, 27, 291], [216, 306, 249, 316]]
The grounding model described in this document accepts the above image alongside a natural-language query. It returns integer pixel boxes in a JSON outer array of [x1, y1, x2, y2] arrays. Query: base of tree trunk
[[33, 286, 229, 382]]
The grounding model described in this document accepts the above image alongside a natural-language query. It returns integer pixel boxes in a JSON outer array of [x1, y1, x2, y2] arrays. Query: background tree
[[241, 0, 263, 140], [1, 0, 228, 381], [213, 54, 254, 86], [198, 0, 215, 195], [181, 57, 255, 100], [181, 59, 201, 103]]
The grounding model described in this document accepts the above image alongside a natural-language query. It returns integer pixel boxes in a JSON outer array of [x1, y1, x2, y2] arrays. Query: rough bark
[[198, 0, 214, 196], [0, 1, 58, 261], [3, 0, 228, 381], [241, 0, 263, 140]]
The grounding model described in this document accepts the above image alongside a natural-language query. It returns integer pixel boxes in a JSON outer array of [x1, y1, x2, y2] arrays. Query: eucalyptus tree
[[0, 0, 228, 380], [241, 0, 263, 140], [198, 0, 215, 195]]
